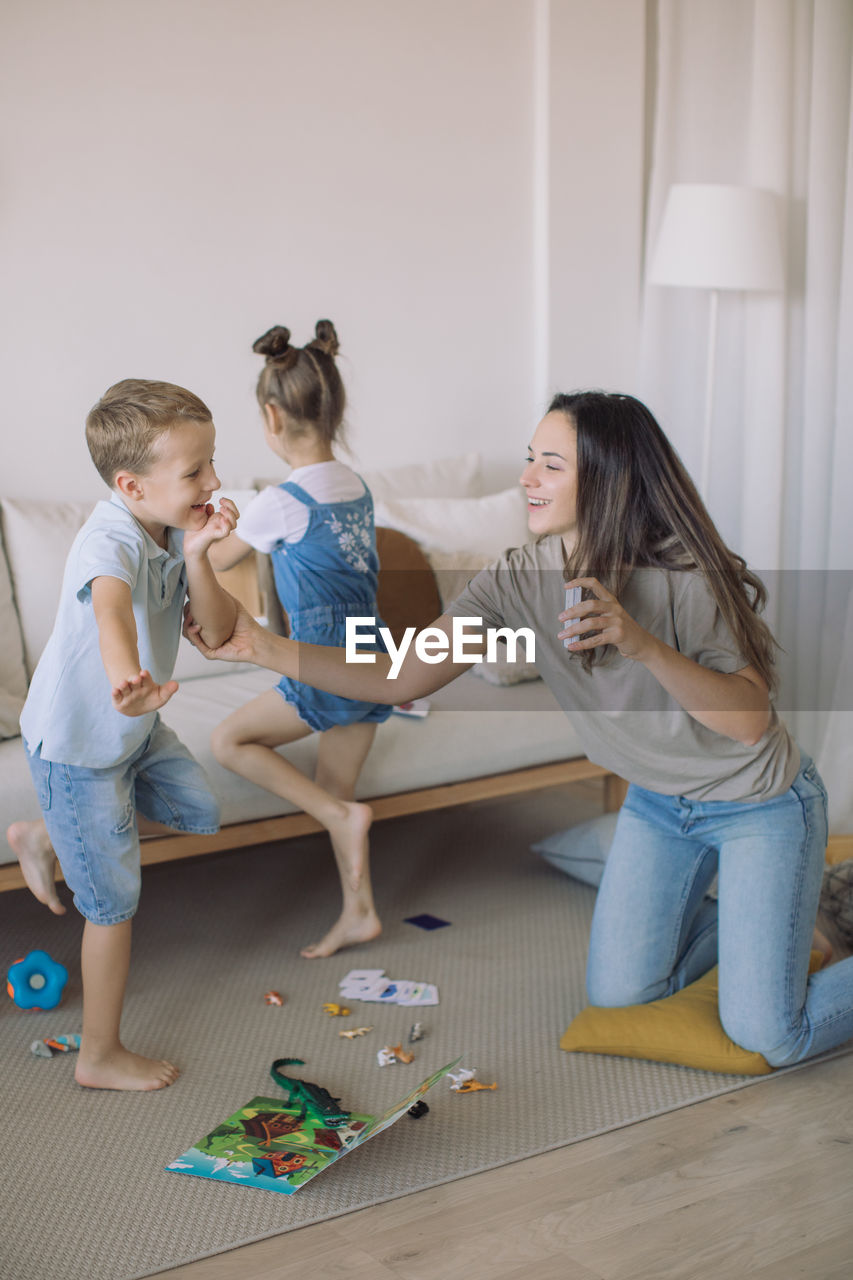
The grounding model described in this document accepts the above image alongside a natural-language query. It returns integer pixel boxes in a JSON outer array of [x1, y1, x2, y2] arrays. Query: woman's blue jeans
[[586, 756, 853, 1066]]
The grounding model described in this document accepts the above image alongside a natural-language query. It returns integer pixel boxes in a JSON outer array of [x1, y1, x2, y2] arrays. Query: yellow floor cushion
[[560, 950, 825, 1075]]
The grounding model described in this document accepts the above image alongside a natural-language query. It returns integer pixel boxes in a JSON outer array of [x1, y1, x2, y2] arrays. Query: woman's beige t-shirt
[[445, 536, 798, 802]]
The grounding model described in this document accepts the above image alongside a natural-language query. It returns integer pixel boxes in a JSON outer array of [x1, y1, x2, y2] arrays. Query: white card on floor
[[377, 980, 416, 1003], [340, 979, 389, 999], [339, 970, 390, 1000], [400, 983, 439, 1007]]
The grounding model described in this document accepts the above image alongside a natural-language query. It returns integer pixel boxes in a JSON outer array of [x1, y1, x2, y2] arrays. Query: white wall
[[1, 0, 646, 500], [545, 0, 647, 396]]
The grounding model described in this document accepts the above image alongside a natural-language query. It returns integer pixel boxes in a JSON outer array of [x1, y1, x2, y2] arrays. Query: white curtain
[[639, 0, 853, 831]]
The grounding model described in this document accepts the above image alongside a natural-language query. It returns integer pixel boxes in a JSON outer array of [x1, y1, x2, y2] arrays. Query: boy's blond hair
[[85, 379, 212, 486]]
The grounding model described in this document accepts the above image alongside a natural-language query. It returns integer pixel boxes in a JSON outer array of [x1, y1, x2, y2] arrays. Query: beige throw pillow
[[0, 498, 102, 675], [374, 488, 530, 558], [253, 453, 483, 504]]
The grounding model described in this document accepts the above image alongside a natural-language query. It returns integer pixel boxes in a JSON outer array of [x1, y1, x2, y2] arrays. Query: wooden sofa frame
[[0, 760, 626, 895]]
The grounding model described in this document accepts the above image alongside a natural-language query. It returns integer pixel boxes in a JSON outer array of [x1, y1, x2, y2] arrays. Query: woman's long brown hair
[[549, 391, 778, 691]]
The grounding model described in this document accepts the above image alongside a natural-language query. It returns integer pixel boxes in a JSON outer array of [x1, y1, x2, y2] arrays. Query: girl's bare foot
[[6, 820, 66, 914], [812, 925, 833, 966], [75, 1045, 179, 1091], [327, 801, 373, 892], [301, 907, 382, 959]]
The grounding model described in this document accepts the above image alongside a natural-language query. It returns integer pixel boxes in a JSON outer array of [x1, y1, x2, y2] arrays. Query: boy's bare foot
[[6, 820, 66, 914], [75, 1046, 180, 1091], [300, 907, 382, 960], [812, 926, 833, 966], [327, 801, 373, 892]]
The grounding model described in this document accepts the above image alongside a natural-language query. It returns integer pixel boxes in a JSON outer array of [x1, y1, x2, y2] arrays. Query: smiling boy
[[8, 379, 237, 1092]]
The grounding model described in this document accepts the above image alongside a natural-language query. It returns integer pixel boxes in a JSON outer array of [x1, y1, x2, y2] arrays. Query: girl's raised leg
[[301, 720, 381, 958], [211, 691, 380, 957]]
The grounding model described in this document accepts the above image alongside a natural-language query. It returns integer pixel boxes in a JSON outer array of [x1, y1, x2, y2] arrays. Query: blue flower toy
[[6, 950, 68, 1011]]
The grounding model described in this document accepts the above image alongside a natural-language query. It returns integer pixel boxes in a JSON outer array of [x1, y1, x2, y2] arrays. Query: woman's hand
[[558, 577, 657, 662], [182, 597, 262, 663]]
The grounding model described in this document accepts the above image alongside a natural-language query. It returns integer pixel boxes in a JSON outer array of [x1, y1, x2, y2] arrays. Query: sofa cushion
[[147, 666, 577, 832], [0, 498, 101, 676], [373, 488, 530, 558], [0, 535, 29, 738], [3, 494, 269, 681], [360, 453, 482, 503], [253, 454, 483, 506], [560, 950, 826, 1075], [560, 964, 774, 1075], [0, 663, 582, 866]]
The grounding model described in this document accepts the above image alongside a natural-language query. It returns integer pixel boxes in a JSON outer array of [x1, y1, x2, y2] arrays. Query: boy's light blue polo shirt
[[20, 494, 187, 768]]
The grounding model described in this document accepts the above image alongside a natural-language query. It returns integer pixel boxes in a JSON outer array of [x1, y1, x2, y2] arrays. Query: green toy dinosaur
[[270, 1057, 351, 1128]]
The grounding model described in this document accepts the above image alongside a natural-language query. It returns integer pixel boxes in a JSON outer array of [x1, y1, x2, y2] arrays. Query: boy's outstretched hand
[[112, 669, 179, 716], [183, 497, 240, 558]]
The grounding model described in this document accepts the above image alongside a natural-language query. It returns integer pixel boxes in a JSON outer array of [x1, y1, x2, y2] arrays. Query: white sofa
[[0, 457, 621, 891]]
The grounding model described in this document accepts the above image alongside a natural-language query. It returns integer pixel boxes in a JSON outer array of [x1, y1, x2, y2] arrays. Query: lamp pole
[[700, 288, 719, 500]]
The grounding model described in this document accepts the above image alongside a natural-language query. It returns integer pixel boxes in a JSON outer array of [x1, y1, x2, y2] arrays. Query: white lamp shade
[[649, 183, 784, 291]]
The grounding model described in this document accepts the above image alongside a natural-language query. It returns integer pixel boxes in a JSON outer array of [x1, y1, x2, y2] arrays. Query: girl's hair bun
[[252, 325, 292, 360], [309, 318, 340, 358]]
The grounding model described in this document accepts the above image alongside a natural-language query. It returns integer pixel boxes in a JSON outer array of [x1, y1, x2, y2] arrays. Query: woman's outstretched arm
[[183, 597, 485, 704]]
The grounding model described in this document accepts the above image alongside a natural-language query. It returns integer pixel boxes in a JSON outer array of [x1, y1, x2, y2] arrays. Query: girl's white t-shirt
[[235, 462, 366, 552]]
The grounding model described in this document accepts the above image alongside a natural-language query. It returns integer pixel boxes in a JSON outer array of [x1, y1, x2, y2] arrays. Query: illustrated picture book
[[166, 1057, 460, 1195]]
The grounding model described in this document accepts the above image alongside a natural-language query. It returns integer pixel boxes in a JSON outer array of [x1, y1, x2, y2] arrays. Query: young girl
[[207, 321, 391, 959], [193, 390, 853, 1066]]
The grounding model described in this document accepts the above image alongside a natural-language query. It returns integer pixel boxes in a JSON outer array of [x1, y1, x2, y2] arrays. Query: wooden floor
[[164, 1051, 853, 1280]]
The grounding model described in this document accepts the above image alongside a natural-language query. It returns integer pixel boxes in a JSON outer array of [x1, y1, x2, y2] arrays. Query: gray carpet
[[2, 787, 846, 1280]]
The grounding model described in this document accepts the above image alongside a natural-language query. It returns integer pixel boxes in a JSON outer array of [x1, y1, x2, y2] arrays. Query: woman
[[189, 391, 852, 1066]]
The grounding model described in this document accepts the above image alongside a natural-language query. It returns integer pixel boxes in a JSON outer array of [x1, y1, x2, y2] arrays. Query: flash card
[[563, 586, 582, 649]]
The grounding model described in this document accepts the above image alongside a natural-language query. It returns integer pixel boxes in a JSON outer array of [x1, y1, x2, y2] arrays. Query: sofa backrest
[[0, 498, 102, 680], [0, 496, 443, 691], [0, 494, 102, 686]]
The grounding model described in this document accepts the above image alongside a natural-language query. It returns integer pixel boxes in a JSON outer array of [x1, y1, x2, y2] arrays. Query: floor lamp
[[648, 183, 785, 499]]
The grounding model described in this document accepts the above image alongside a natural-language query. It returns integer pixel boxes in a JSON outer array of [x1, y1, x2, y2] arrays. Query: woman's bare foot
[[6, 820, 66, 914], [812, 925, 833, 966], [75, 1045, 180, 1091], [326, 801, 373, 892], [301, 907, 382, 959]]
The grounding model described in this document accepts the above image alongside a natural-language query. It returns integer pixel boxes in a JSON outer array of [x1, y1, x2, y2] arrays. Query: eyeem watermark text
[[345, 616, 535, 679]]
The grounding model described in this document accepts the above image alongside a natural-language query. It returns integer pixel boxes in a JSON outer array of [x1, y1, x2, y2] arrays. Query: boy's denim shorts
[[24, 716, 219, 925]]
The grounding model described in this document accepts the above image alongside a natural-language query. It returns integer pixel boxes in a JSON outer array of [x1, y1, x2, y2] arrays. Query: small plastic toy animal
[[447, 1066, 477, 1090], [321, 1002, 351, 1017], [339, 1026, 373, 1039], [269, 1058, 351, 1127], [377, 1043, 415, 1066]]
